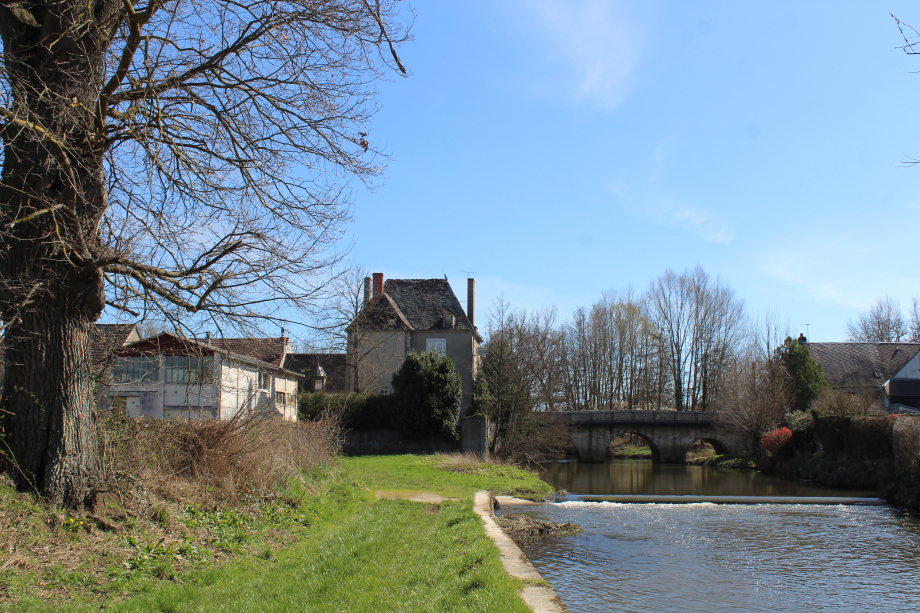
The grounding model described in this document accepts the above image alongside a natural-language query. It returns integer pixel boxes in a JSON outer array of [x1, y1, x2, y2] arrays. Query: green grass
[[4, 455, 546, 613], [608, 445, 653, 459], [105, 497, 530, 613], [340, 454, 556, 500]]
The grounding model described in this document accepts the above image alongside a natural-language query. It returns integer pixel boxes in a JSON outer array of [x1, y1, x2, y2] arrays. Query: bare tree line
[[482, 265, 750, 413], [846, 295, 920, 342]]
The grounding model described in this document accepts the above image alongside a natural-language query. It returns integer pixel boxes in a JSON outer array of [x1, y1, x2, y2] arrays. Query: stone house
[[802, 340, 920, 412], [104, 332, 300, 420], [348, 273, 481, 415]]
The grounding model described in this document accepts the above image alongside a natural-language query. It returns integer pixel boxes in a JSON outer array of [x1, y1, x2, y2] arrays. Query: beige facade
[[347, 275, 481, 415]]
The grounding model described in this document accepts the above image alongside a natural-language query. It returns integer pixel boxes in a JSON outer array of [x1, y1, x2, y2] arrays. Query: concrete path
[[374, 490, 459, 504], [473, 491, 569, 613]]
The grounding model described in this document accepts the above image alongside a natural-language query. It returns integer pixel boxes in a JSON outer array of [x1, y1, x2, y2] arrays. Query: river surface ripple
[[509, 462, 920, 613]]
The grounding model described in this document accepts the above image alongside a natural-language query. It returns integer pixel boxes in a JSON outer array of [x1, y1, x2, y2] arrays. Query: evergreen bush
[[391, 351, 462, 440]]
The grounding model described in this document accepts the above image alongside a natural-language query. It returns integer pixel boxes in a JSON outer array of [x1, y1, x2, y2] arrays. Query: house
[[348, 273, 481, 415], [1, 323, 139, 390], [105, 332, 300, 421], [283, 353, 348, 394], [802, 340, 920, 412], [92, 323, 141, 378]]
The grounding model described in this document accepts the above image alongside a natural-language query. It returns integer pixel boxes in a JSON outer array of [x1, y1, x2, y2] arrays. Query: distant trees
[[646, 266, 746, 411], [846, 296, 912, 342], [552, 267, 745, 412]]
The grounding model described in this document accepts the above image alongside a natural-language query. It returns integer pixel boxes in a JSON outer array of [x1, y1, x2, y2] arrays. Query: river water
[[506, 461, 920, 613]]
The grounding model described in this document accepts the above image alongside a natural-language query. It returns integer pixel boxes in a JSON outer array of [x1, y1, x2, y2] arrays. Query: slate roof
[[803, 342, 920, 388], [208, 337, 288, 367], [383, 279, 474, 331], [283, 353, 348, 393]]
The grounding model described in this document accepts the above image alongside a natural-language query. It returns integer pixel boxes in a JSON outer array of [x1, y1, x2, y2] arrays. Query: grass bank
[[2, 453, 552, 612]]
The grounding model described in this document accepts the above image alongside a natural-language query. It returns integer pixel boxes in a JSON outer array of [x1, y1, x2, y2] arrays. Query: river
[[505, 460, 920, 613]]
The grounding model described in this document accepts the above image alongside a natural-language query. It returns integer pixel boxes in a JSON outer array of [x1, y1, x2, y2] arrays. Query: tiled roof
[[383, 279, 473, 331], [119, 332, 298, 374], [803, 342, 920, 388], [283, 353, 348, 393], [208, 337, 288, 367], [91, 323, 138, 365]]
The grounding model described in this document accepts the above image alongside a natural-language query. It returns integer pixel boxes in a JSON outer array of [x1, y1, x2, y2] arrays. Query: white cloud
[[611, 181, 734, 244], [510, 0, 654, 109]]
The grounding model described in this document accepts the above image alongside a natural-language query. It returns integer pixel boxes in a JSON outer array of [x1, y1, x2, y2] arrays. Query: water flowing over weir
[[503, 461, 920, 613]]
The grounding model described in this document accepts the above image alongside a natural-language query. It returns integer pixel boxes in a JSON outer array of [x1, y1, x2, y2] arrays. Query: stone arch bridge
[[548, 410, 749, 463]]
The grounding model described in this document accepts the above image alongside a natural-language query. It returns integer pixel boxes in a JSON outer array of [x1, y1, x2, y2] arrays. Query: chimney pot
[[467, 278, 476, 327], [372, 272, 384, 298]]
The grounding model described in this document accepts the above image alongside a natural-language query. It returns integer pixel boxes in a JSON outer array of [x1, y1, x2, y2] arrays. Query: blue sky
[[343, 1, 920, 342]]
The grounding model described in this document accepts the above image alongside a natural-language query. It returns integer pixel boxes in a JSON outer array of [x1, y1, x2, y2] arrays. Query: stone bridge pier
[[551, 411, 750, 463]]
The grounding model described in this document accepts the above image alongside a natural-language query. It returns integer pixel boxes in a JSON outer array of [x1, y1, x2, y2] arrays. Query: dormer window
[[443, 311, 454, 328], [388, 317, 397, 326]]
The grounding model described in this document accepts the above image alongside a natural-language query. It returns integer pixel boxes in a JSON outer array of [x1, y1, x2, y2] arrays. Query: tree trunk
[[1, 0, 117, 509], [2, 311, 100, 509]]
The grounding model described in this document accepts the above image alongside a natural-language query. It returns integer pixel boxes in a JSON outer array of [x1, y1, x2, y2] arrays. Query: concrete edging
[[472, 491, 568, 613]]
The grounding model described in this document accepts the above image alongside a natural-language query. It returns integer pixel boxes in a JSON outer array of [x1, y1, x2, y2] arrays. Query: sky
[[341, 0, 920, 342]]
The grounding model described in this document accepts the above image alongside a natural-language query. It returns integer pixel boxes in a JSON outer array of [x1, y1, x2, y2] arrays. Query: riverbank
[[1, 454, 555, 612]]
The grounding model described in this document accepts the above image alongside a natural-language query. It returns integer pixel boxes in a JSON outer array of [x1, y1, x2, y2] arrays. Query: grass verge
[[340, 454, 556, 500], [3, 454, 548, 612]]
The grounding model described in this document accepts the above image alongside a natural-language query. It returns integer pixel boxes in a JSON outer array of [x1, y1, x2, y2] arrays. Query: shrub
[[813, 414, 851, 458], [811, 388, 869, 417], [785, 410, 815, 433], [391, 350, 462, 440], [761, 427, 793, 458], [848, 415, 897, 461], [98, 410, 340, 505], [893, 415, 920, 477], [298, 391, 401, 430]]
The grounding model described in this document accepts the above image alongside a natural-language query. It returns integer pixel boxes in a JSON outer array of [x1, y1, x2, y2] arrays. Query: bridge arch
[[694, 437, 730, 456], [606, 431, 661, 463]]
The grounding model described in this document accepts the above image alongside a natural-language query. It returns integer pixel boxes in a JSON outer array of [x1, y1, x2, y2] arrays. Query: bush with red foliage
[[761, 427, 794, 458]]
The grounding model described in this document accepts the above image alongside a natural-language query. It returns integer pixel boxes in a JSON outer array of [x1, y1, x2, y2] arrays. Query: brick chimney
[[372, 272, 384, 298], [364, 276, 372, 304], [467, 278, 476, 327]]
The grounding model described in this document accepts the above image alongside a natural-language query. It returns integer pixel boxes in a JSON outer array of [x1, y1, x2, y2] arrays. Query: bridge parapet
[[551, 410, 719, 427]]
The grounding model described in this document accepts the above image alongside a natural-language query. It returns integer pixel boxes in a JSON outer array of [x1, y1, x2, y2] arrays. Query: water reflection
[[539, 460, 875, 498]]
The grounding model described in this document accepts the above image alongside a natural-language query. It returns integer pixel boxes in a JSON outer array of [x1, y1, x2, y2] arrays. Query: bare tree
[[714, 352, 790, 453], [646, 266, 746, 411], [0, 0, 408, 508], [908, 297, 920, 342], [846, 296, 908, 342], [313, 265, 405, 394]]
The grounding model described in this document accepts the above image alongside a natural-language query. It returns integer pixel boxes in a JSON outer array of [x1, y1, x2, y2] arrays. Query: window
[[314, 379, 324, 391], [258, 369, 270, 390], [379, 389, 390, 395], [165, 356, 214, 384], [426, 338, 446, 354], [276, 391, 286, 406], [164, 406, 215, 420], [112, 356, 159, 384]]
